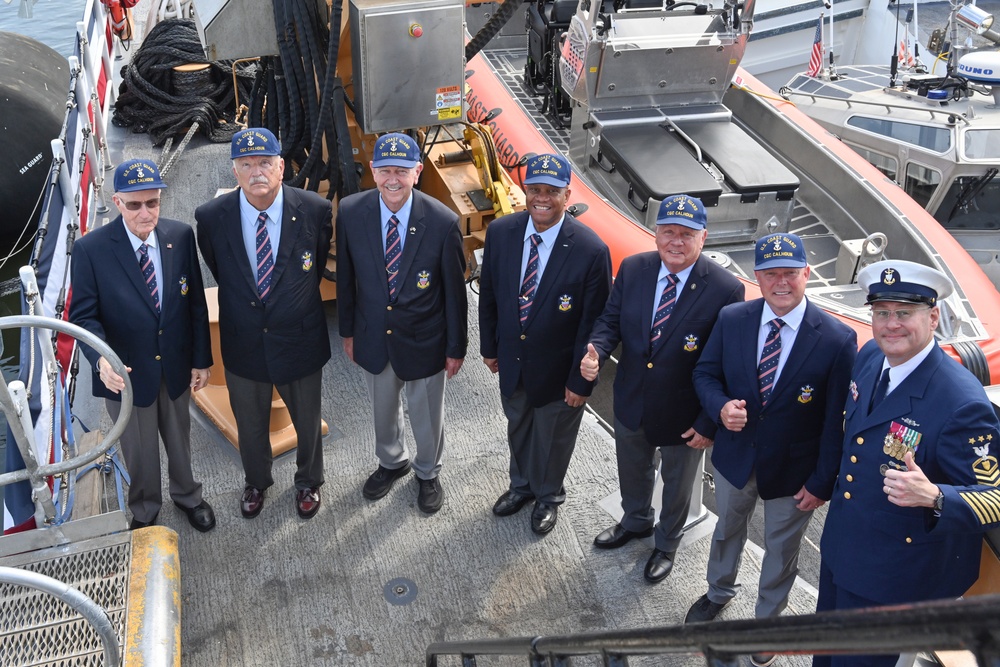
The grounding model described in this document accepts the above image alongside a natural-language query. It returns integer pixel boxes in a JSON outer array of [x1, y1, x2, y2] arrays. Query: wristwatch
[[933, 490, 945, 512]]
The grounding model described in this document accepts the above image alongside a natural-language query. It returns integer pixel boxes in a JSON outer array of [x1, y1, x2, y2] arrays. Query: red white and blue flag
[[3, 1, 110, 534], [807, 16, 824, 77]]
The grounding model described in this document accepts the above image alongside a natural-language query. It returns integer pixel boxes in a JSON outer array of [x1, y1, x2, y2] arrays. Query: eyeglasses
[[120, 198, 160, 211], [871, 306, 931, 322]]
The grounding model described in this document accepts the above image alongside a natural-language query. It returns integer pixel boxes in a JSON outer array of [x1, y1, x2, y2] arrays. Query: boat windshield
[[848, 116, 952, 154], [934, 171, 1000, 230], [963, 129, 1000, 160]]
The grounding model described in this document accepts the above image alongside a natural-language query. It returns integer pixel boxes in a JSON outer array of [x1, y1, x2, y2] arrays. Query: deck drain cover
[[384, 577, 418, 605]]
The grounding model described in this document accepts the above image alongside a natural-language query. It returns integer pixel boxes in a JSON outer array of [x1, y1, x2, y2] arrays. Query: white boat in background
[[781, 0, 1000, 288]]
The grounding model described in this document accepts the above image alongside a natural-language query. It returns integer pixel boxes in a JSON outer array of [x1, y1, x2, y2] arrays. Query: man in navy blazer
[[815, 261, 1000, 667], [337, 132, 468, 514], [479, 153, 612, 535], [686, 233, 856, 659], [581, 195, 744, 583], [71, 158, 215, 532], [195, 128, 332, 521]]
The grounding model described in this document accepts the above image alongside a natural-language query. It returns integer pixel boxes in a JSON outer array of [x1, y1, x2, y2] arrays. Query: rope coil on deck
[[112, 18, 255, 146]]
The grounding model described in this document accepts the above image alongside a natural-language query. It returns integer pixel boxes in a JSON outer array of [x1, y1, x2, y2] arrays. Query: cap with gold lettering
[[231, 127, 281, 159], [371, 132, 420, 169], [523, 153, 571, 188], [656, 195, 706, 230], [755, 233, 807, 270], [113, 159, 166, 193]]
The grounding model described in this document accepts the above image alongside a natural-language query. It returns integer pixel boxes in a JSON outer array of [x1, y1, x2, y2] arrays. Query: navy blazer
[[693, 298, 857, 500], [821, 340, 1000, 604], [336, 189, 468, 380], [70, 217, 212, 407], [589, 252, 744, 447], [479, 211, 611, 407], [195, 185, 332, 385]]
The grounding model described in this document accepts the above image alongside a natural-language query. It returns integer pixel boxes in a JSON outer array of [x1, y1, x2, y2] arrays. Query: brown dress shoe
[[240, 486, 265, 519], [296, 487, 321, 519]]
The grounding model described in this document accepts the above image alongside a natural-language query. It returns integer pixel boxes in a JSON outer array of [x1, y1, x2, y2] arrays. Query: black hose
[[466, 0, 526, 61]]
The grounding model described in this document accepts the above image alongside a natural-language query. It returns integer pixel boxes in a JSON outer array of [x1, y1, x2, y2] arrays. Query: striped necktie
[[385, 214, 402, 302], [758, 318, 785, 406], [255, 212, 274, 301], [649, 273, 678, 348], [519, 234, 542, 329], [138, 243, 159, 313]]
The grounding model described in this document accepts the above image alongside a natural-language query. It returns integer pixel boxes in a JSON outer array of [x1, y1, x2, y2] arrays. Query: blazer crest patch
[[883, 421, 922, 461], [797, 385, 814, 404], [558, 294, 572, 312], [683, 334, 698, 352], [179, 275, 189, 296], [849, 380, 859, 402], [973, 436, 999, 486], [301, 251, 313, 272], [417, 271, 431, 290]]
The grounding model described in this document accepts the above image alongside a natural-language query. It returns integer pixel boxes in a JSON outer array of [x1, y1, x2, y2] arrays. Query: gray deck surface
[[72, 3, 827, 665]]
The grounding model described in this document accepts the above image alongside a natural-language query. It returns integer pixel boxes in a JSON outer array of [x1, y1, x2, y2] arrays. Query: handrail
[[427, 594, 1000, 666], [0, 315, 132, 487], [781, 88, 973, 126], [0, 565, 120, 666]]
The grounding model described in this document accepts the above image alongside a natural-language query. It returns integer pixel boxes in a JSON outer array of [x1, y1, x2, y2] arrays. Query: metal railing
[[0, 315, 132, 524], [427, 594, 1000, 666]]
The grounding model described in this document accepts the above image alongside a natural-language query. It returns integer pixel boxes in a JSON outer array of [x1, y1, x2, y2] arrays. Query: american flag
[[806, 16, 824, 77]]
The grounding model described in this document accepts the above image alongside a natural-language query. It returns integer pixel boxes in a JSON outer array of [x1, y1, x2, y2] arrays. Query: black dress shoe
[[296, 487, 321, 519], [362, 462, 411, 500], [530, 502, 558, 535], [174, 500, 216, 532], [594, 523, 654, 549], [684, 593, 731, 623], [417, 477, 444, 514], [240, 486, 265, 519], [129, 513, 158, 530], [492, 491, 532, 517], [643, 548, 676, 583], [751, 654, 777, 667]]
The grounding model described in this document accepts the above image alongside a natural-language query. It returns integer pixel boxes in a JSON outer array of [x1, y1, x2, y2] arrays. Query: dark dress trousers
[[195, 185, 332, 490], [71, 216, 212, 521]]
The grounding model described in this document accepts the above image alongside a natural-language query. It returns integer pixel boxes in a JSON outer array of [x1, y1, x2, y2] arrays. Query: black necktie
[[870, 367, 891, 412]]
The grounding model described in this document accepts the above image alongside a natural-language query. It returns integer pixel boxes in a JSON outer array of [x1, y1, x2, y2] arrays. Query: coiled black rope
[[466, 0, 525, 61], [112, 19, 255, 146]]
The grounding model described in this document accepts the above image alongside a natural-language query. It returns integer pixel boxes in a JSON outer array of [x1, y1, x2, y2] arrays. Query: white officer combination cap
[[857, 260, 954, 306]]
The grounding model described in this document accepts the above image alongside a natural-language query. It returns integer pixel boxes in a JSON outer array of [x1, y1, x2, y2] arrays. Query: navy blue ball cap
[[113, 159, 166, 193], [523, 153, 571, 188], [857, 260, 954, 306], [755, 233, 807, 270], [231, 127, 281, 159], [371, 133, 420, 168], [656, 195, 706, 230]]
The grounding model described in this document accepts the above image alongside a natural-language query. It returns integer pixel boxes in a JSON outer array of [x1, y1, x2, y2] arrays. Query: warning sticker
[[435, 85, 462, 121]]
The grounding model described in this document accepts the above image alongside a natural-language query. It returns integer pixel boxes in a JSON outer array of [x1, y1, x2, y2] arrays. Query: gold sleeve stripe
[[960, 489, 1000, 525]]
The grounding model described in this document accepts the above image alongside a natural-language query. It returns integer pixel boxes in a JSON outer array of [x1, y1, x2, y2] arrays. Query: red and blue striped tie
[[649, 273, 678, 348], [385, 215, 402, 302], [256, 212, 274, 301], [138, 243, 159, 313], [758, 318, 785, 406], [518, 234, 542, 329]]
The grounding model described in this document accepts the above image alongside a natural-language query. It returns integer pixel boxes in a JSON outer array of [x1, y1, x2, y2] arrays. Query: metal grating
[[0, 534, 131, 667]]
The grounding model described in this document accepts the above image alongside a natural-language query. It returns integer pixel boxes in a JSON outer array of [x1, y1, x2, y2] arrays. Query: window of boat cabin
[[903, 162, 941, 210], [846, 143, 897, 181], [847, 116, 951, 154], [934, 175, 1000, 231], [963, 129, 1000, 160]]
